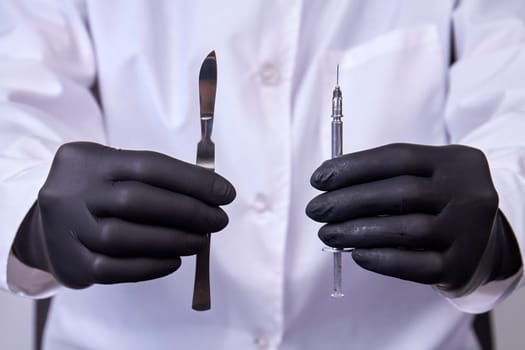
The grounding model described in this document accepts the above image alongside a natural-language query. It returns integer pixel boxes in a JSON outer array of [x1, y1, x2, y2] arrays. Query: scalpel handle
[[192, 234, 211, 311], [192, 132, 214, 311]]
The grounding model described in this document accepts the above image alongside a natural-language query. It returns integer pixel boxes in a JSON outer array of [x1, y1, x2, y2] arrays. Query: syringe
[[323, 65, 352, 298]]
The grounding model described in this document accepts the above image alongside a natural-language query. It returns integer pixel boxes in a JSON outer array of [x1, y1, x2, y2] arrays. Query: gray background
[[1, 287, 525, 349]]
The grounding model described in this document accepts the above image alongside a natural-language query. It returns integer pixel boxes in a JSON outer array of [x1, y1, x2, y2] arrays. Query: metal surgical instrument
[[192, 51, 217, 311]]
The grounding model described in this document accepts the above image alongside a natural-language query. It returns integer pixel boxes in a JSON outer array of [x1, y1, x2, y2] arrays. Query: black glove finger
[[306, 175, 442, 223], [44, 230, 99, 289], [105, 148, 236, 206], [88, 254, 182, 284], [311, 143, 434, 191], [352, 248, 444, 285], [77, 218, 207, 258], [89, 181, 229, 233], [318, 214, 450, 250]]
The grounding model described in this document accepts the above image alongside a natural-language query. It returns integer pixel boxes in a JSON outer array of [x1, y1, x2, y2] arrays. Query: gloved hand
[[12, 142, 236, 289], [306, 143, 522, 296]]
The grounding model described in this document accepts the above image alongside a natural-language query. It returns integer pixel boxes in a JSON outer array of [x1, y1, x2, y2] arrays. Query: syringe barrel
[[331, 120, 342, 159]]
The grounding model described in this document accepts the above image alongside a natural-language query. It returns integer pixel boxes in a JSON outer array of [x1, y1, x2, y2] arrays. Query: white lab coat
[[1, 1, 525, 349]]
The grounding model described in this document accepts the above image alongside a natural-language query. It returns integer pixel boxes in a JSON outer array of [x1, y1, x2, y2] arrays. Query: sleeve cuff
[[441, 267, 523, 314], [0, 161, 62, 298], [7, 252, 62, 298]]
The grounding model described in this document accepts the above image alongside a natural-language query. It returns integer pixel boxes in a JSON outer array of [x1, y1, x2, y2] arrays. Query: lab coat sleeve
[[443, 0, 525, 313], [0, 0, 105, 298]]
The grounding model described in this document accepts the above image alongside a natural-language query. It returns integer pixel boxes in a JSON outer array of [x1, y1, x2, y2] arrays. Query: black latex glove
[[12, 142, 236, 289], [306, 143, 522, 296]]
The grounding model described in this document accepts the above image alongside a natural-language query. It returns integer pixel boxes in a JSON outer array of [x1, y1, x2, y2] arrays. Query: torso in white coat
[[5, 0, 525, 349]]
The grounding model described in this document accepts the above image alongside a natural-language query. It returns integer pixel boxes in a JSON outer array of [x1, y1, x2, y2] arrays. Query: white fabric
[[6, 252, 61, 298], [1, 0, 525, 349]]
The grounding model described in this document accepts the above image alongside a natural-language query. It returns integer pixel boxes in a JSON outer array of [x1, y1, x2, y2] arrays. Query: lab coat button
[[254, 336, 270, 349], [259, 63, 280, 85], [252, 193, 269, 212]]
